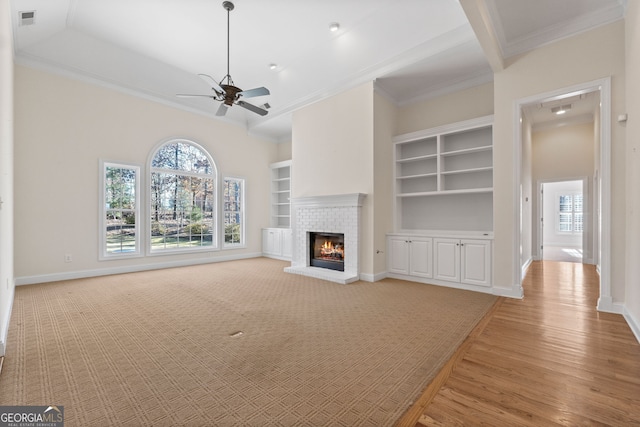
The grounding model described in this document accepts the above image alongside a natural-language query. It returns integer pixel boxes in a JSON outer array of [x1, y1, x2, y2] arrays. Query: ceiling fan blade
[[238, 87, 270, 98], [216, 103, 229, 117], [176, 94, 216, 99], [198, 73, 225, 94], [237, 100, 268, 116]]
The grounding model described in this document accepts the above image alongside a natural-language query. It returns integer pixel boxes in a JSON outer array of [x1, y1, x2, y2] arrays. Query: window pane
[[559, 195, 572, 212], [574, 195, 583, 212], [152, 142, 212, 173], [559, 213, 572, 232], [103, 164, 139, 258], [150, 142, 216, 252], [224, 178, 244, 246], [574, 213, 584, 232]]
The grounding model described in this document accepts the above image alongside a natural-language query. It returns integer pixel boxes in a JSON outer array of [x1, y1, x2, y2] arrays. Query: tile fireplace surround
[[284, 193, 366, 284]]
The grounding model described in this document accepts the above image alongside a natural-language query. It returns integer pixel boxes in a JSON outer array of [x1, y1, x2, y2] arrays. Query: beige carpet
[[0, 258, 496, 426]]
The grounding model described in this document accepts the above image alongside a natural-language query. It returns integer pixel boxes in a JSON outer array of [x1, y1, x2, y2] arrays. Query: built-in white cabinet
[[388, 233, 492, 290], [433, 238, 491, 287], [388, 236, 433, 278], [264, 160, 292, 260], [262, 228, 292, 260], [393, 116, 493, 232], [270, 160, 291, 228]]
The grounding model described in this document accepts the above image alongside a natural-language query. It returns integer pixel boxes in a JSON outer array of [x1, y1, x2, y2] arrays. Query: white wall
[[493, 21, 626, 298], [14, 65, 278, 282], [625, 2, 640, 340], [0, 0, 15, 355]]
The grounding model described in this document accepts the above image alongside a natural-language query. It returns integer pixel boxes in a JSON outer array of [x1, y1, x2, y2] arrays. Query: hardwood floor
[[398, 261, 640, 426]]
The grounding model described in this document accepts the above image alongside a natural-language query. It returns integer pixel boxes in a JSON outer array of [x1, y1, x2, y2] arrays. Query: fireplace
[[284, 193, 366, 284], [309, 232, 345, 271]]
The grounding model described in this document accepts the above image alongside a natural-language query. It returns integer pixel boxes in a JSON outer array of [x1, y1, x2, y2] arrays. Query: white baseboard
[[492, 284, 524, 299], [0, 280, 15, 357], [623, 307, 640, 344], [359, 271, 387, 282], [15, 252, 263, 286], [521, 257, 533, 279], [597, 296, 624, 314]]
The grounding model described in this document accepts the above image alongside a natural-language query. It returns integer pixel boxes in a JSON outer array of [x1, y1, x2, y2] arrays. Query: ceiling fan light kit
[[176, 1, 270, 117]]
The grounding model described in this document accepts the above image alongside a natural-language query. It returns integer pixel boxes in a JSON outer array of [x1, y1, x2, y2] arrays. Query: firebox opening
[[309, 232, 345, 272]]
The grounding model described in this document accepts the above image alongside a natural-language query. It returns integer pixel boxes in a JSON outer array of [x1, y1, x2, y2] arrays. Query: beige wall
[[276, 141, 292, 162], [372, 90, 397, 276], [291, 82, 375, 275], [396, 82, 494, 135], [625, 2, 640, 332], [0, 0, 14, 354], [521, 114, 533, 267], [493, 21, 626, 296], [14, 65, 278, 280]]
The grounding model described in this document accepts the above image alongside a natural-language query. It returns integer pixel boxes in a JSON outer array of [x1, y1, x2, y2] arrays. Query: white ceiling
[[9, 0, 627, 142]]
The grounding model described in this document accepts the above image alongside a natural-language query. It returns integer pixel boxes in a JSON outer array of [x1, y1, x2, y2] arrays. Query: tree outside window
[[101, 162, 140, 258], [150, 141, 216, 252], [224, 177, 244, 246]]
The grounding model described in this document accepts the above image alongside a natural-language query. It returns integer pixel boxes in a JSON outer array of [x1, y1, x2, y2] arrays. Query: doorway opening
[[540, 180, 584, 263], [514, 77, 611, 310]]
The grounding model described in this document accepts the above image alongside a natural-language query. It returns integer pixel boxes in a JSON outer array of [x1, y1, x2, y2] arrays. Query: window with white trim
[[557, 193, 583, 233], [150, 140, 217, 252], [100, 162, 140, 258], [223, 177, 245, 247]]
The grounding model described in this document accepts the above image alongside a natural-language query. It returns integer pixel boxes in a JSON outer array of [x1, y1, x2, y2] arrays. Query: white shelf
[[440, 166, 493, 176], [397, 188, 493, 197], [270, 160, 292, 228], [441, 145, 492, 157], [392, 115, 494, 232], [397, 172, 438, 180], [397, 153, 438, 163]]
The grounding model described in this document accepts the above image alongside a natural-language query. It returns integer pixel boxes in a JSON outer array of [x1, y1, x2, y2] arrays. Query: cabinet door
[[262, 229, 282, 256], [281, 229, 293, 259], [388, 237, 410, 275], [434, 238, 460, 282], [461, 239, 491, 286], [409, 237, 433, 278]]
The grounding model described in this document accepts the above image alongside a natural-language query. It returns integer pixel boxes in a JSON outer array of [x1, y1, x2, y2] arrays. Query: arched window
[[149, 140, 217, 252]]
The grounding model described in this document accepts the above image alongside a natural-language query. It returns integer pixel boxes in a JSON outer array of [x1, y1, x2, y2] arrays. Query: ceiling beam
[[460, 0, 504, 72]]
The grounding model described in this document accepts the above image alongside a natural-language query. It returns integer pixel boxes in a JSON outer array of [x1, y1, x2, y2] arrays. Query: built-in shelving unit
[[393, 116, 494, 232], [270, 160, 291, 228]]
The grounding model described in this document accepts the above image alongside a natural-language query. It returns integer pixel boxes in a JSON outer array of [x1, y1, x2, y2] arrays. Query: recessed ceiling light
[[551, 104, 572, 115], [269, 63, 277, 70], [329, 22, 340, 32]]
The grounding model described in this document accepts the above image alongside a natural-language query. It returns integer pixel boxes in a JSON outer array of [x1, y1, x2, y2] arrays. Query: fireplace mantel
[[284, 193, 366, 284], [290, 193, 366, 209]]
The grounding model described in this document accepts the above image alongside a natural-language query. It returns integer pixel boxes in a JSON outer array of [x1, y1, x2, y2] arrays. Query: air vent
[[19, 10, 36, 26]]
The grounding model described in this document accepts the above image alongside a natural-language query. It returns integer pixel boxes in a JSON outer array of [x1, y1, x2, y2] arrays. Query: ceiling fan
[[177, 1, 270, 117]]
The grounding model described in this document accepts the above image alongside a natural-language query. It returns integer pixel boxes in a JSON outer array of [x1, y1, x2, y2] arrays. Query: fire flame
[[320, 240, 344, 258]]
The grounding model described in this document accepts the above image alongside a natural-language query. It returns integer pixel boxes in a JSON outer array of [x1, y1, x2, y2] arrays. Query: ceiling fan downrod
[[222, 1, 234, 87]]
